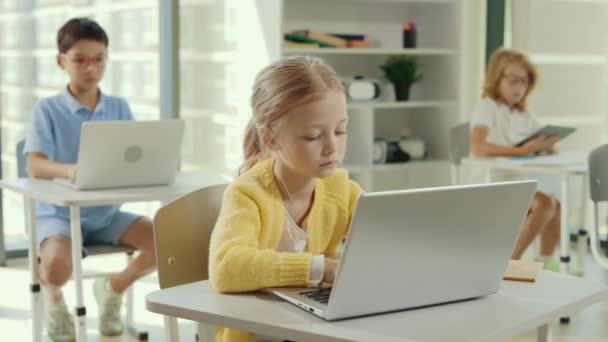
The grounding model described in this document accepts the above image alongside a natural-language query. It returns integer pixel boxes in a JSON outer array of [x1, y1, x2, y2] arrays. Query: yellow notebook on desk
[[503, 260, 544, 282]]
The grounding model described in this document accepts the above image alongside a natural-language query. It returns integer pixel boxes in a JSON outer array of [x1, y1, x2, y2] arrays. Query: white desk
[[462, 152, 589, 276], [0, 172, 227, 342], [145, 271, 607, 342]]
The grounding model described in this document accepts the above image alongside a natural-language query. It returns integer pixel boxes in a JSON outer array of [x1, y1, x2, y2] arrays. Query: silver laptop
[[269, 180, 536, 321], [54, 120, 184, 190]]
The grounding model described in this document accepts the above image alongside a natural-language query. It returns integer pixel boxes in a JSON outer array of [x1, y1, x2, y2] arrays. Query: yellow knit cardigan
[[209, 158, 362, 342]]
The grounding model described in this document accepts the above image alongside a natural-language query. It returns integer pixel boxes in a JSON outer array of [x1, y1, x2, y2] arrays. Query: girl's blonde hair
[[483, 48, 539, 112], [240, 56, 344, 174]]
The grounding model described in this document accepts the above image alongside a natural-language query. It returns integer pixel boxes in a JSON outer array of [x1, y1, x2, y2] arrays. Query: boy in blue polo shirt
[[24, 18, 156, 341]]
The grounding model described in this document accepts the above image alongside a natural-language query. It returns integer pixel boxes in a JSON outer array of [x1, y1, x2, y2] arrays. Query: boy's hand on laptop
[[323, 258, 340, 284], [66, 164, 77, 181]]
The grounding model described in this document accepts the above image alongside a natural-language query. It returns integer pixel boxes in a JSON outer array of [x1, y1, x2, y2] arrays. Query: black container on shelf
[[403, 29, 416, 48]]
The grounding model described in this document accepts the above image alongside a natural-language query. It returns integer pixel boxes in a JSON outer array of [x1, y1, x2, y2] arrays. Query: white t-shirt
[[276, 207, 324, 287], [470, 97, 542, 146], [469, 97, 542, 182], [256, 208, 325, 342]]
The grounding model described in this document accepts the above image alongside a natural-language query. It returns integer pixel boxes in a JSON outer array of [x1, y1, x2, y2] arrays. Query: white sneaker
[[45, 297, 75, 342], [93, 277, 124, 336]]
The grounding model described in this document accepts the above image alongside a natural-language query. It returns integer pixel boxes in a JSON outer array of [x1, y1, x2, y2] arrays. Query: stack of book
[[284, 30, 369, 48]]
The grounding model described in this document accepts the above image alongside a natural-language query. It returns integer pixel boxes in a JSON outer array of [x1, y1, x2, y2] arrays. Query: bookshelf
[[279, 0, 471, 191]]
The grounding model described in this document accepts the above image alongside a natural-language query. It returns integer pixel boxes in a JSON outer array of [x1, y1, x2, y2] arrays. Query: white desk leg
[[450, 164, 459, 185], [26, 196, 42, 342], [559, 176, 570, 273], [537, 323, 553, 342], [126, 252, 134, 330], [576, 177, 590, 274], [125, 251, 148, 341], [484, 167, 492, 184], [558, 176, 573, 324], [589, 203, 608, 268], [70, 206, 87, 341], [163, 316, 179, 342], [197, 322, 215, 342]]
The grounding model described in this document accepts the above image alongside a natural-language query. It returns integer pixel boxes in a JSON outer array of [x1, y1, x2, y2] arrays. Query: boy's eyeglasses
[[502, 74, 529, 87], [61, 54, 108, 69]]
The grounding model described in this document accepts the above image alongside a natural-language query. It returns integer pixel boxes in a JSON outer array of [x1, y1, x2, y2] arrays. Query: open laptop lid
[[73, 120, 184, 190], [324, 180, 536, 320]]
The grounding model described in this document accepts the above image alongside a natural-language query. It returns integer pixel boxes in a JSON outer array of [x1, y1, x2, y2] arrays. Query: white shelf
[[345, 160, 447, 173], [530, 53, 607, 65], [282, 48, 456, 56], [348, 101, 456, 110]]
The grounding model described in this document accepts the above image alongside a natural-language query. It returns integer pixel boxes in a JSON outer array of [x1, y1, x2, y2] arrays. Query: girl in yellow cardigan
[[209, 56, 363, 342]]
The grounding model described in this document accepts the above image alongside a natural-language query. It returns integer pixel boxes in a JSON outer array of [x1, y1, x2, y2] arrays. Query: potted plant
[[379, 56, 422, 101]]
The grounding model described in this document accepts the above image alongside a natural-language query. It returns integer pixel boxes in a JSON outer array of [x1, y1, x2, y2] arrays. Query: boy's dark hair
[[57, 17, 109, 53]]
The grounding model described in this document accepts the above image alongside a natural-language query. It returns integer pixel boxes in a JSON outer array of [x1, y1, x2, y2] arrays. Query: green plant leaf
[[379, 56, 423, 84]]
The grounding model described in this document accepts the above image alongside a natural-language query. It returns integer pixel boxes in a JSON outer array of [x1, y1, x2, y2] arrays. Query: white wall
[[509, 0, 608, 225], [460, 0, 487, 122], [511, 0, 608, 151]]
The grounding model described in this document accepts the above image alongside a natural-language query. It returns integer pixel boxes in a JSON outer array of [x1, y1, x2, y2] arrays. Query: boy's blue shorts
[[36, 211, 142, 254]]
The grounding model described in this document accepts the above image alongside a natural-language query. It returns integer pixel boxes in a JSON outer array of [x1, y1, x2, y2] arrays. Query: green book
[[284, 33, 334, 47]]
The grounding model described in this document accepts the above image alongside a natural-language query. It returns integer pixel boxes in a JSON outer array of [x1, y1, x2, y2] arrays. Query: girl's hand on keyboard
[[323, 258, 339, 284]]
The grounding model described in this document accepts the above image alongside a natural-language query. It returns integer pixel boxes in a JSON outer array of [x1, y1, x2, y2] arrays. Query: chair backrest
[[153, 182, 228, 289], [448, 122, 470, 165], [16, 139, 26, 177], [589, 144, 608, 202]]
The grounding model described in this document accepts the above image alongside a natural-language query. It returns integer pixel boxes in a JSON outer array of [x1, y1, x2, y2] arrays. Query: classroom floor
[[1, 251, 608, 341]]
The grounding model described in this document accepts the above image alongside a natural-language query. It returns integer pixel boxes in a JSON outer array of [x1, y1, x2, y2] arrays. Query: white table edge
[[0, 176, 227, 207], [144, 278, 608, 342], [145, 290, 416, 342]]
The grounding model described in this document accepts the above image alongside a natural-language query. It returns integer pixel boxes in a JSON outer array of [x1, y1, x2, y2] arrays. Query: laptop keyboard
[[299, 288, 331, 304]]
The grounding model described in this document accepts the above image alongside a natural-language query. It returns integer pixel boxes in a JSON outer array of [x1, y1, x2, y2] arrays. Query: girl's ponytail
[[239, 118, 262, 174]]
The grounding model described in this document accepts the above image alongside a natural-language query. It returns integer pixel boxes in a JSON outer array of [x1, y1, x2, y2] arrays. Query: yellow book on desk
[[503, 260, 544, 282]]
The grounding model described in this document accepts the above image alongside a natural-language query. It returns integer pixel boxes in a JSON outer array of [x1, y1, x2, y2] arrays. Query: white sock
[[104, 277, 122, 295], [43, 285, 64, 303]]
